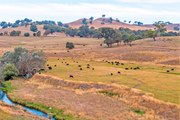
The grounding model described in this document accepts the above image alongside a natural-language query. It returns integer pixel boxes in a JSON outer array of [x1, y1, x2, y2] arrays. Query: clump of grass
[[99, 90, 120, 97], [10, 97, 84, 120], [131, 108, 145, 116], [0, 81, 14, 93]]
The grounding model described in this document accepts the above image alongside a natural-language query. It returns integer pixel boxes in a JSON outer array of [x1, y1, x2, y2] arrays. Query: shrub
[[2, 64, 19, 81], [66, 42, 75, 49], [10, 30, 21, 36], [24, 32, 30, 37]]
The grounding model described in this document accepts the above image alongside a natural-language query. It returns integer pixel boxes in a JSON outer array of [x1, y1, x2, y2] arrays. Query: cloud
[[0, 3, 179, 23], [116, 0, 180, 4]]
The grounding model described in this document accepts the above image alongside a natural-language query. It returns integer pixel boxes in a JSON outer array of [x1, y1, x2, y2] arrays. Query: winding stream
[[0, 90, 55, 120]]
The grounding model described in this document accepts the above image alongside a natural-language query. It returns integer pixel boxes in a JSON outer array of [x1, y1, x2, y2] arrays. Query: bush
[[66, 42, 75, 49], [2, 64, 19, 81], [10, 30, 21, 36], [24, 32, 30, 37], [0, 47, 46, 79]]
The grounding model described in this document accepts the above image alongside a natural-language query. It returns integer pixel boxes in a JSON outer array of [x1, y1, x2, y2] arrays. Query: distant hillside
[[0, 18, 179, 36], [67, 18, 151, 30], [67, 18, 180, 31]]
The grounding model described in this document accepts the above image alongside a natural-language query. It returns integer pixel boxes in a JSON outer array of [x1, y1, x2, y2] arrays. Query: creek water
[[0, 90, 55, 120]]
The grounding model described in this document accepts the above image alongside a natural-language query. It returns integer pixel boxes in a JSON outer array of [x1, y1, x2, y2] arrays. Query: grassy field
[[44, 57, 180, 104], [0, 36, 180, 119]]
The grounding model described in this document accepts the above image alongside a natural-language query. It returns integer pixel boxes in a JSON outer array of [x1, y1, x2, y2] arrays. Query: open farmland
[[0, 36, 180, 120]]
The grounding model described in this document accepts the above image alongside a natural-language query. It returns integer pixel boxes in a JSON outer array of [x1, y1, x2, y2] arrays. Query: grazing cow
[[118, 71, 121, 74], [54, 53, 56, 54], [110, 73, 113, 76], [136, 67, 140, 69], [130, 67, 133, 69], [125, 68, 129, 70], [134, 68, 137, 70], [92, 68, 95, 70], [167, 70, 170, 73], [40, 69, 45, 71], [67, 50, 69, 52], [66, 64, 69, 66], [39, 72, 41, 74], [80, 68, 83, 70], [121, 63, 124, 65], [54, 65, 57, 67], [171, 68, 174, 71], [78, 65, 82, 67], [100, 44, 102, 46], [87, 66, 90, 68], [48, 67, 52, 70], [69, 75, 74, 78], [47, 64, 49, 66]]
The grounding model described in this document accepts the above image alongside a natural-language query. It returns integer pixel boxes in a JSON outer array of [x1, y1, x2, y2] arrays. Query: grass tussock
[[131, 108, 145, 116], [99, 90, 120, 97], [0, 81, 15, 93]]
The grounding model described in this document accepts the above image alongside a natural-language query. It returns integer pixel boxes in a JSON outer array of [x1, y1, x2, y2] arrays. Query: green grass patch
[[43, 58, 180, 104], [99, 90, 120, 97], [131, 108, 145, 116], [0, 81, 14, 93], [10, 97, 85, 120]]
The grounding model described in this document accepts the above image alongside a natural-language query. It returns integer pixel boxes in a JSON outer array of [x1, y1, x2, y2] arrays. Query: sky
[[0, 0, 180, 24]]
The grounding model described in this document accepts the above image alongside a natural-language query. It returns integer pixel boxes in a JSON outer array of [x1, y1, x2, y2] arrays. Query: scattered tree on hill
[[108, 17, 113, 23], [89, 17, 94, 24], [78, 26, 91, 37], [174, 26, 180, 31], [30, 24, 38, 32], [154, 21, 167, 37], [66, 42, 75, 49], [82, 18, 88, 25], [0, 21, 8, 28], [65, 29, 77, 37], [146, 30, 157, 41], [100, 28, 116, 47], [116, 18, 120, 22], [102, 14, 106, 18], [57, 21, 63, 27]]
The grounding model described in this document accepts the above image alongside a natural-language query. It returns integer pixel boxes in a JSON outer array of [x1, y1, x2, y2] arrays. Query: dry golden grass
[[0, 36, 180, 119]]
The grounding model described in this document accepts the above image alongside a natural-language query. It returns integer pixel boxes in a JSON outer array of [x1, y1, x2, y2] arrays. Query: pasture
[[0, 36, 180, 119], [45, 57, 180, 104]]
